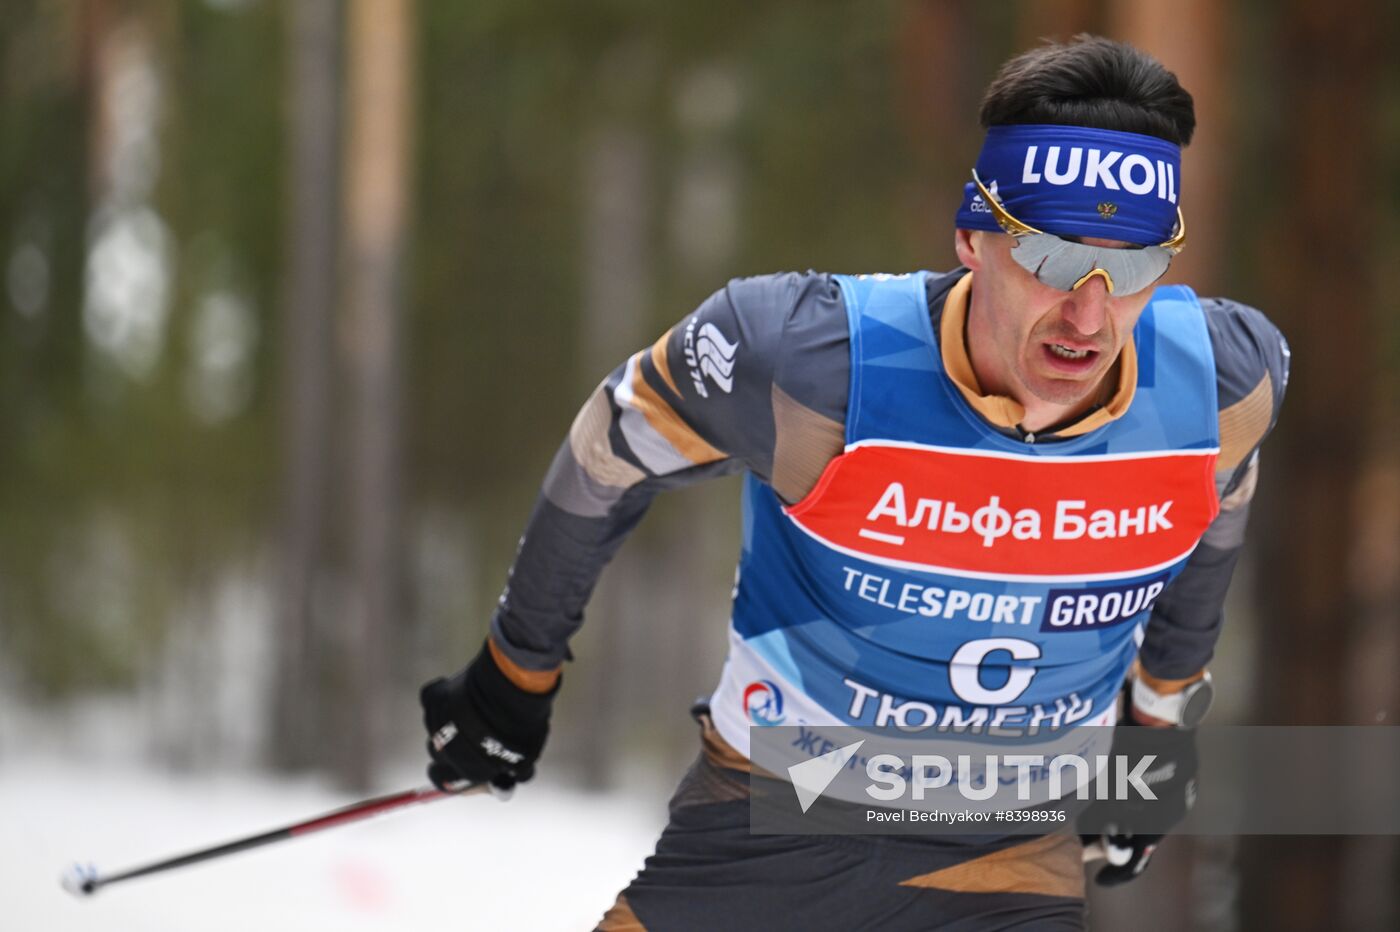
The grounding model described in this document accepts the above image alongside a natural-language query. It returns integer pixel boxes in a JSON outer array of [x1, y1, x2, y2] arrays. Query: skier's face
[[955, 229, 1152, 412]]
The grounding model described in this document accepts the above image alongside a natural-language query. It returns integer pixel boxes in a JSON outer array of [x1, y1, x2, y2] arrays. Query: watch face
[[1180, 680, 1215, 728]]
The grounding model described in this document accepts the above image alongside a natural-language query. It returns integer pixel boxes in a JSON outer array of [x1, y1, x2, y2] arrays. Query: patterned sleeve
[[487, 273, 850, 688], [1136, 298, 1290, 686]]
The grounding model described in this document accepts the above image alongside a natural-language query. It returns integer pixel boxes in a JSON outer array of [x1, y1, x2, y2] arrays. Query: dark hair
[[980, 35, 1195, 146]]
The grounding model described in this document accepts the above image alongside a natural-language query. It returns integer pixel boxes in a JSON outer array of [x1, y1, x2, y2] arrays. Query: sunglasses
[[972, 170, 1186, 296]]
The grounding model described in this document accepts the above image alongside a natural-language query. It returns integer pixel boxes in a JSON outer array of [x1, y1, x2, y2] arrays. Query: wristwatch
[[1131, 670, 1214, 728]]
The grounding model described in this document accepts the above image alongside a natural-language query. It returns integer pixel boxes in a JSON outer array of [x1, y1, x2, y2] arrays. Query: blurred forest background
[[1, 1, 1397, 929]]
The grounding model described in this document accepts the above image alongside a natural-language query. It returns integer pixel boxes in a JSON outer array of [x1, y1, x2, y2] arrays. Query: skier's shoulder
[[694, 270, 845, 354], [678, 271, 849, 419], [1196, 295, 1289, 415]]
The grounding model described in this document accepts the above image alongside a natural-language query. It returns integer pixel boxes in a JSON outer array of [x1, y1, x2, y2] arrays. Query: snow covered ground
[[1, 756, 667, 931]]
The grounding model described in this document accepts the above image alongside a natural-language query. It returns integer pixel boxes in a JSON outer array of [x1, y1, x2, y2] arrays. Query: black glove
[[1078, 722, 1198, 886], [420, 640, 558, 794]]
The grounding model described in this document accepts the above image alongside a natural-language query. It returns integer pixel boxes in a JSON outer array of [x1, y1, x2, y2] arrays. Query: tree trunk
[[1241, 1, 1383, 929], [895, 2, 978, 263], [270, 0, 340, 773], [1088, 11, 1232, 930], [1111, 0, 1228, 295], [570, 43, 656, 789], [339, 0, 414, 791]]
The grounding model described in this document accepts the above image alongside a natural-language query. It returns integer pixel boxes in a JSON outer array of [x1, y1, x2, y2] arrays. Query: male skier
[[420, 36, 1288, 930]]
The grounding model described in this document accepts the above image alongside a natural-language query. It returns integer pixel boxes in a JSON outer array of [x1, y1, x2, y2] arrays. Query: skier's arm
[[1133, 299, 1290, 717], [488, 271, 848, 687], [421, 273, 850, 790]]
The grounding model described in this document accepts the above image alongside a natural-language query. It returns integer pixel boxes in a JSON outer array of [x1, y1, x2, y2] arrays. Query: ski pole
[[61, 782, 489, 897]]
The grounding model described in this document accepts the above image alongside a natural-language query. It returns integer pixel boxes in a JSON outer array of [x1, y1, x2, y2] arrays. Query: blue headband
[[955, 124, 1182, 246]]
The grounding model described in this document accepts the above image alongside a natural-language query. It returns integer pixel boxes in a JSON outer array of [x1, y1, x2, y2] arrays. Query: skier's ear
[[954, 229, 983, 271]]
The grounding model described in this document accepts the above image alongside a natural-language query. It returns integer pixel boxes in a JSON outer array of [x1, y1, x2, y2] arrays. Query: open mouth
[[1042, 342, 1100, 371], [1047, 343, 1093, 360]]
